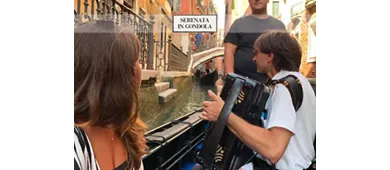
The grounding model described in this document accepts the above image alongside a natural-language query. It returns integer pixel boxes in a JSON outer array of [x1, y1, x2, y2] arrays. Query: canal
[[141, 80, 218, 130]]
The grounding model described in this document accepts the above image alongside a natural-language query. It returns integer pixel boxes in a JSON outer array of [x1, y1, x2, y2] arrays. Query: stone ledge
[[158, 89, 178, 104], [154, 82, 170, 93], [142, 70, 190, 81], [160, 71, 191, 83], [160, 71, 191, 78], [142, 70, 159, 80]]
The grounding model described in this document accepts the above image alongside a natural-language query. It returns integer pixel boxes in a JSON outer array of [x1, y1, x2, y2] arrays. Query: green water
[[143, 82, 218, 130]]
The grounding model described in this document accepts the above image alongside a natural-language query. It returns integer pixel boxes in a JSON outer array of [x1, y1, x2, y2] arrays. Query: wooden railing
[[168, 43, 191, 71]]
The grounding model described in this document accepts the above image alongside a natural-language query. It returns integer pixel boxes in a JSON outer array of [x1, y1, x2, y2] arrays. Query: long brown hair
[[74, 20, 147, 170], [254, 30, 302, 72]]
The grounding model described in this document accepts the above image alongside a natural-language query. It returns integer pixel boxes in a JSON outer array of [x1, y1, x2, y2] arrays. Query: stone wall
[[138, 73, 193, 128], [170, 76, 192, 93], [139, 84, 161, 119]]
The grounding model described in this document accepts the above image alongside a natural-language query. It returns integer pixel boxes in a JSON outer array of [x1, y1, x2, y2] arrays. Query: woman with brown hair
[[74, 20, 147, 170]]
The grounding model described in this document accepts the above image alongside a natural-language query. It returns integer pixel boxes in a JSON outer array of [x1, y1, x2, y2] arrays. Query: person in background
[[216, 0, 286, 86], [204, 60, 214, 74], [74, 20, 147, 170], [201, 30, 316, 170]]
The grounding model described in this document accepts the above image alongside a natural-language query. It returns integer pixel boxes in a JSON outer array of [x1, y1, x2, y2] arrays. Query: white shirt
[[243, 70, 316, 170]]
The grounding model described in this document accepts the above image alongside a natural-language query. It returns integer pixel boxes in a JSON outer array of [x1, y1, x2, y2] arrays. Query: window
[[173, 0, 181, 12], [272, 1, 280, 17], [292, 21, 301, 41], [292, 23, 301, 42], [209, 2, 215, 14], [197, 0, 205, 13]]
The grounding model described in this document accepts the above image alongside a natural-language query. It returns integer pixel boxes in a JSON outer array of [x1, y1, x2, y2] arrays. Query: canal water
[[142, 80, 218, 130]]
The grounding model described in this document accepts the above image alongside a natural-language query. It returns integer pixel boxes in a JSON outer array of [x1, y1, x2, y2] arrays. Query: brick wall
[[298, 10, 316, 78]]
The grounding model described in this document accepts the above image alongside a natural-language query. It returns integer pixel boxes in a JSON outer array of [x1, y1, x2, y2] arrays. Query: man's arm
[[224, 43, 237, 76], [226, 113, 293, 164], [201, 85, 296, 163], [223, 20, 240, 76], [227, 85, 297, 164]]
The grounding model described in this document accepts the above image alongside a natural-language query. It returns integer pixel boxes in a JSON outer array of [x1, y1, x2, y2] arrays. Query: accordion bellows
[[195, 73, 271, 170]]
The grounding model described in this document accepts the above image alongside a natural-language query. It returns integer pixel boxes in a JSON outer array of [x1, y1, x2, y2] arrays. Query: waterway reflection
[[142, 81, 217, 130]]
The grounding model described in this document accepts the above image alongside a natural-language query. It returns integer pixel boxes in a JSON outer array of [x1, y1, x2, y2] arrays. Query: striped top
[[74, 127, 143, 170]]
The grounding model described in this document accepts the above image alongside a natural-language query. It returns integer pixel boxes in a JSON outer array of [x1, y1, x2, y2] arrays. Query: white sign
[[173, 15, 217, 33]]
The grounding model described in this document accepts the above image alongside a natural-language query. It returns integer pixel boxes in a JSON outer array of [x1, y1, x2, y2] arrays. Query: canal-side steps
[[142, 70, 191, 104], [154, 82, 177, 104]]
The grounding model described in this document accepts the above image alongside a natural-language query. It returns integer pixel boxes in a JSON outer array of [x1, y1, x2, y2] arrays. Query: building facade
[[224, 0, 316, 78], [285, 0, 316, 78], [267, 0, 316, 78], [75, 0, 218, 72]]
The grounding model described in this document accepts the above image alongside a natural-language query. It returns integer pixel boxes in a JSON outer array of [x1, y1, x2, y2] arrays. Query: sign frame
[[172, 14, 218, 33]]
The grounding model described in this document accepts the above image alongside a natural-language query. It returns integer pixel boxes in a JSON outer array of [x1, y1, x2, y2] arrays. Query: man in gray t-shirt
[[220, 0, 286, 84]]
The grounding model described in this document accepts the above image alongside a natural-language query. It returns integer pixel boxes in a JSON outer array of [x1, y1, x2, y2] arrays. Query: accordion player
[[195, 73, 271, 170]]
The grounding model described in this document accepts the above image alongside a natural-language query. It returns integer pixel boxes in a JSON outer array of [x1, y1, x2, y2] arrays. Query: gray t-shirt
[[224, 15, 286, 83]]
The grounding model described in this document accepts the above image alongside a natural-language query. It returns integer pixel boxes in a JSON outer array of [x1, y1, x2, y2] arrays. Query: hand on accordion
[[200, 90, 225, 122]]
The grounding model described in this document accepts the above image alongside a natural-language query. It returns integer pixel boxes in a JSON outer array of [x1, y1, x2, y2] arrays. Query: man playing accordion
[[200, 30, 316, 170]]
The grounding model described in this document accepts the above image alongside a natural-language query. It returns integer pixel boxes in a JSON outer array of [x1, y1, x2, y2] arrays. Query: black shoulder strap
[[271, 76, 315, 154], [267, 75, 307, 169], [268, 75, 317, 168], [269, 75, 303, 111]]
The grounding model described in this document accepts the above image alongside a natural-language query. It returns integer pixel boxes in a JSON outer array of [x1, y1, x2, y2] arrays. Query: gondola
[[194, 68, 218, 85], [142, 108, 209, 170], [143, 76, 317, 170]]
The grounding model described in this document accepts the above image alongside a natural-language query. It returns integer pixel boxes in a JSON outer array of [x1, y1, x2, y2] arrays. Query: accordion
[[195, 73, 271, 170]]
